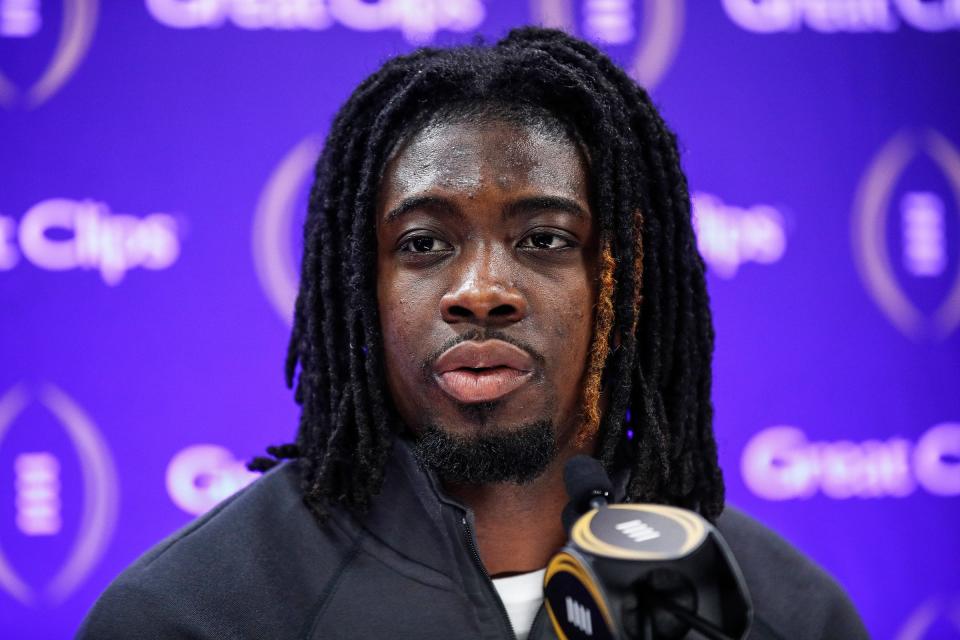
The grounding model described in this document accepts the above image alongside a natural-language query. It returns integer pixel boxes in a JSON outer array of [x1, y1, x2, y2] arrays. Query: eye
[[518, 232, 574, 250], [398, 235, 453, 253]]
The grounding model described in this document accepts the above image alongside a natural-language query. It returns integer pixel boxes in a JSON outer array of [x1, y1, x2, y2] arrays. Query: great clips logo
[[852, 130, 960, 341], [741, 423, 960, 501], [691, 192, 787, 278], [0, 0, 98, 109], [0, 383, 118, 606], [532, 0, 684, 88], [145, 0, 485, 44], [722, 0, 960, 33], [0, 198, 181, 284], [165, 444, 257, 516]]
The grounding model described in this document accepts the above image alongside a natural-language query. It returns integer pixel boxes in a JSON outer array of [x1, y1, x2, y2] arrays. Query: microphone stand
[[637, 590, 737, 640]]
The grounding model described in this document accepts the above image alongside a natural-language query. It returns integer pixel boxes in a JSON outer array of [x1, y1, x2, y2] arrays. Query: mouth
[[432, 339, 535, 404]]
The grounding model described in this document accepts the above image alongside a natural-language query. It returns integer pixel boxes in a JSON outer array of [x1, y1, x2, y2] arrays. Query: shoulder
[[77, 462, 360, 639], [715, 505, 869, 639]]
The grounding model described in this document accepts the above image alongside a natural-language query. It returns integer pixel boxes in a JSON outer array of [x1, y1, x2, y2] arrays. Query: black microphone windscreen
[[563, 455, 613, 507]]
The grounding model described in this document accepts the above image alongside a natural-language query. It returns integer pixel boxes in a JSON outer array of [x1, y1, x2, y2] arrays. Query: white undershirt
[[491, 568, 546, 640]]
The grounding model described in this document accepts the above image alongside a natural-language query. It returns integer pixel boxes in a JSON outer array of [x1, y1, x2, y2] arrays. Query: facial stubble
[[412, 414, 558, 485]]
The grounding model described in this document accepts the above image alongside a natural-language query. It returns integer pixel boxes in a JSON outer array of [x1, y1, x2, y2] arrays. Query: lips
[[433, 340, 535, 404]]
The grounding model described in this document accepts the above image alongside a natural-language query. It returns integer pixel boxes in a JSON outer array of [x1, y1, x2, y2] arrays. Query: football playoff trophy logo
[[896, 594, 960, 640], [531, 0, 684, 88], [252, 135, 322, 324], [0, 382, 118, 606], [852, 129, 960, 341], [0, 0, 98, 109]]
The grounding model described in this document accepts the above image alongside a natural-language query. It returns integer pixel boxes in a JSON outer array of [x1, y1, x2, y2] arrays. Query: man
[[79, 28, 868, 639]]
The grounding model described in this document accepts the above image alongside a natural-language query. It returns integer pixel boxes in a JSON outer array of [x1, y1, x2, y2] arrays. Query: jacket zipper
[[528, 604, 548, 639], [462, 516, 518, 640]]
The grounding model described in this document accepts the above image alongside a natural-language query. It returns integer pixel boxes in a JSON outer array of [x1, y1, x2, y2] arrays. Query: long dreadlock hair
[[249, 27, 724, 522]]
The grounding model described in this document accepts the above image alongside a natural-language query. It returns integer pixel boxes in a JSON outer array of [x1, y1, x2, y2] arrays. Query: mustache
[[420, 328, 547, 382]]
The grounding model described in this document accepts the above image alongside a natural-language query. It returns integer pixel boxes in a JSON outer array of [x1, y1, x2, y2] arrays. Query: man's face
[[376, 117, 599, 481]]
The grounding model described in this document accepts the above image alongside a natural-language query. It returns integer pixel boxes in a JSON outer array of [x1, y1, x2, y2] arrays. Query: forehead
[[377, 118, 590, 212]]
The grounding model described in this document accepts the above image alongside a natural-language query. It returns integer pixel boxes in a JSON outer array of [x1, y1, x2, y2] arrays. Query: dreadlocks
[[249, 27, 724, 522]]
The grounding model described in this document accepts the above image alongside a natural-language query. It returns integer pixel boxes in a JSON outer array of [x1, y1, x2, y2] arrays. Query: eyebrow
[[383, 195, 460, 224], [504, 195, 588, 220], [384, 194, 588, 225]]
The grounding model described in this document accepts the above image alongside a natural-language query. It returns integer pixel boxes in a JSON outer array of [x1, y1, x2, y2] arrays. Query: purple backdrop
[[2, 2, 959, 638]]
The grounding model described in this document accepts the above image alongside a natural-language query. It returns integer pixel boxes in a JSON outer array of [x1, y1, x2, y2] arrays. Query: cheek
[[377, 266, 407, 385], [378, 270, 438, 376], [563, 304, 593, 368], [546, 273, 597, 388]]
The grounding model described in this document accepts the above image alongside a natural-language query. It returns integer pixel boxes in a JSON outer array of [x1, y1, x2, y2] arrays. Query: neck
[[443, 435, 596, 577]]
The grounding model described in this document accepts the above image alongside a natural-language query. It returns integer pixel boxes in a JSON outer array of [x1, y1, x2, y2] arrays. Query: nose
[[440, 247, 528, 327]]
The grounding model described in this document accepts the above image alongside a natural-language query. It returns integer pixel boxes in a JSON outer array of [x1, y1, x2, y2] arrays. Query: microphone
[[543, 456, 752, 640], [561, 453, 613, 532]]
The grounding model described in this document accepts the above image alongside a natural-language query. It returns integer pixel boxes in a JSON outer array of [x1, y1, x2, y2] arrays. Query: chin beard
[[412, 419, 557, 485]]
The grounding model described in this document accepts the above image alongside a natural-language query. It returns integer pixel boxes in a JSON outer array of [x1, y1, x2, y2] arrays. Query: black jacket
[[78, 442, 869, 639]]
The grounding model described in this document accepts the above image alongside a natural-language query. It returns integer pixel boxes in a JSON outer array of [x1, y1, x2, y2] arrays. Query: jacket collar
[[355, 437, 633, 575], [352, 438, 468, 576]]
